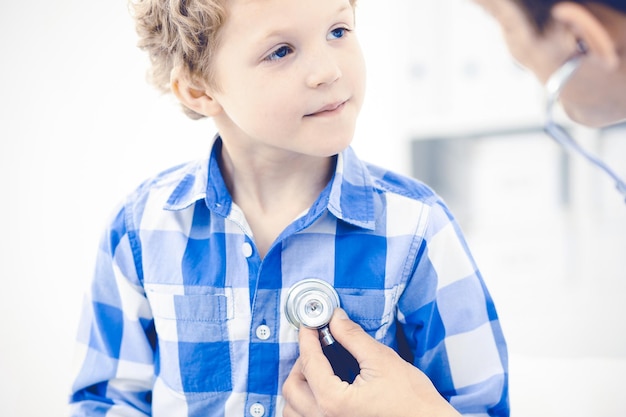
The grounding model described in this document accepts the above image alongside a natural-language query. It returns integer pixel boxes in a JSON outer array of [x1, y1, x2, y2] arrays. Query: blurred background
[[1, 0, 625, 416]]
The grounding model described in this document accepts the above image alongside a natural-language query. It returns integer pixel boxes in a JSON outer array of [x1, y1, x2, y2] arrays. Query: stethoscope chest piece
[[285, 278, 339, 330], [284, 278, 360, 383]]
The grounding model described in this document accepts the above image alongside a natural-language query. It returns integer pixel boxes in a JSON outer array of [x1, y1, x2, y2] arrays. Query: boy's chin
[[316, 136, 355, 157]]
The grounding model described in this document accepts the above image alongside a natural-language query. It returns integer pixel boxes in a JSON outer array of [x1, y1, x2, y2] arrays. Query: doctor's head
[[474, 0, 626, 128]]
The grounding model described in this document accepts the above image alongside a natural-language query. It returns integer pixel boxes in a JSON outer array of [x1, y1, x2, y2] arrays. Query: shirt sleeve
[[69, 204, 155, 417], [398, 199, 509, 417]]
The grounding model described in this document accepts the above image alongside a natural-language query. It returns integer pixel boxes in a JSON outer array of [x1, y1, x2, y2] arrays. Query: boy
[[69, 0, 509, 416]]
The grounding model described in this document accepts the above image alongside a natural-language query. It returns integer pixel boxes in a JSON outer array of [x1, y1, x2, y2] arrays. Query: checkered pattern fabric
[[69, 137, 509, 416]]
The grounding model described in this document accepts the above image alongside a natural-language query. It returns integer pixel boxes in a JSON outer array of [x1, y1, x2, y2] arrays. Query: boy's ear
[[551, 2, 619, 70], [170, 67, 223, 117]]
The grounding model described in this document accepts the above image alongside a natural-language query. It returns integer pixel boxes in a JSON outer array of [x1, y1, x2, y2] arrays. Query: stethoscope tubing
[[545, 53, 626, 202]]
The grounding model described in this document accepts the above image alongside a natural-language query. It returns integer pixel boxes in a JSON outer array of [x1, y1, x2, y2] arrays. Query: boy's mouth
[[305, 100, 347, 117]]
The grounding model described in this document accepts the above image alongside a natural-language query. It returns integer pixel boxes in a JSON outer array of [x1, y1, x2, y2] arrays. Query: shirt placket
[[243, 240, 282, 416]]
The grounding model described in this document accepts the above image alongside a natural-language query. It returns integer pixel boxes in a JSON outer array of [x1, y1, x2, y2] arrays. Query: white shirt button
[[242, 242, 253, 258], [250, 402, 265, 417], [256, 325, 271, 340]]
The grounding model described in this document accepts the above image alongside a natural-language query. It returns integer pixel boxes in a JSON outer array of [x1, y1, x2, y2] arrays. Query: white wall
[[1, 1, 625, 416]]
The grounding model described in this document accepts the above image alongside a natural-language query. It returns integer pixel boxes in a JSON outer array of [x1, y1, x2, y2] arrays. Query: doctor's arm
[[282, 308, 461, 417]]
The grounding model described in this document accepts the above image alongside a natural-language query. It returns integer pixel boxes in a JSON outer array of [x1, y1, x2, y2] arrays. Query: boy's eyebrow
[[336, 3, 352, 15], [254, 3, 354, 44], [333, 3, 354, 20]]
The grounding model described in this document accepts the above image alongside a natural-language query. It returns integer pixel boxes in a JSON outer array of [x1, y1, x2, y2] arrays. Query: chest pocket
[[336, 286, 400, 339], [147, 287, 234, 396]]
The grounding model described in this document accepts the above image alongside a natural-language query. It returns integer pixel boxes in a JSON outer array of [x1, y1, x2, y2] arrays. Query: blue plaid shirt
[[70, 137, 509, 417]]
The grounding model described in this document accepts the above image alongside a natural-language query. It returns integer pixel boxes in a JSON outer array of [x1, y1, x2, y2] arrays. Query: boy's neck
[[218, 142, 336, 258]]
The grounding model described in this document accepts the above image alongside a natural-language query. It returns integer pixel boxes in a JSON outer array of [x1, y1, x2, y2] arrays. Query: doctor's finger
[[282, 357, 324, 417], [327, 308, 391, 365], [296, 327, 352, 412]]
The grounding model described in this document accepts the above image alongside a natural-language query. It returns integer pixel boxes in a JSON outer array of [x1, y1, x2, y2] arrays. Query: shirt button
[[256, 325, 271, 340], [250, 402, 265, 417], [242, 242, 253, 258]]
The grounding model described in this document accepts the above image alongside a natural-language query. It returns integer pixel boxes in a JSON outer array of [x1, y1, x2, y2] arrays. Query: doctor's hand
[[282, 308, 461, 417]]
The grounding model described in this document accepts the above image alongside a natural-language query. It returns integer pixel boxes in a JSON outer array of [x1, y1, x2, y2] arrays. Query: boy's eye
[[265, 45, 293, 62], [328, 27, 350, 40]]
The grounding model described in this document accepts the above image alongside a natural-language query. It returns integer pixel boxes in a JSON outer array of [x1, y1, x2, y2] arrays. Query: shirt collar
[[164, 136, 377, 230], [326, 147, 376, 230]]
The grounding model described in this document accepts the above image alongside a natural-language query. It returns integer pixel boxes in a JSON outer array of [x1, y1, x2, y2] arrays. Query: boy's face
[[207, 0, 365, 158]]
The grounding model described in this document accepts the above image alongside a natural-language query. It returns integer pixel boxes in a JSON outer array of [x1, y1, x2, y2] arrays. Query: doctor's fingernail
[[334, 308, 348, 320]]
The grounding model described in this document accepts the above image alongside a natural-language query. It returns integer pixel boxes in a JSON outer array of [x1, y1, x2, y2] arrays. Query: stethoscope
[[284, 278, 360, 383], [544, 46, 626, 203]]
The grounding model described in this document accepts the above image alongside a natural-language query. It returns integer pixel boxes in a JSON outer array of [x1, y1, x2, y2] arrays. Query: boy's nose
[[305, 48, 342, 88]]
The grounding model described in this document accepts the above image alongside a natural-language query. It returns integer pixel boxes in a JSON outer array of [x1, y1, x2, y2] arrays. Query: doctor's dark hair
[[511, 0, 626, 32], [129, 0, 358, 120]]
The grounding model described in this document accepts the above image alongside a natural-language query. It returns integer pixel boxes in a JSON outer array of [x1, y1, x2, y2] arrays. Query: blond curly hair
[[130, 0, 357, 119], [130, 0, 227, 119]]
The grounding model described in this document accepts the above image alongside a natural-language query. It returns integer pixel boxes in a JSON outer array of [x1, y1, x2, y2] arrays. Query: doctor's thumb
[[328, 308, 382, 358]]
